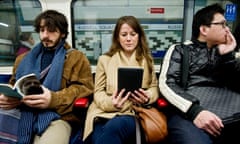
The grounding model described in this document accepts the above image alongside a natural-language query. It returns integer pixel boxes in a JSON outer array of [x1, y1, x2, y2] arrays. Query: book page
[[14, 73, 43, 96], [0, 84, 22, 99]]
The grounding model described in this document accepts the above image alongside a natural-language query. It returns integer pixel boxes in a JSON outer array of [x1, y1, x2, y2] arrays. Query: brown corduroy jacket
[[9, 44, 94, 123]]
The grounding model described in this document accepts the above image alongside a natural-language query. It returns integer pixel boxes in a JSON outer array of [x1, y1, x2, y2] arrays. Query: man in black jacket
[[159, 3, 240, 144]]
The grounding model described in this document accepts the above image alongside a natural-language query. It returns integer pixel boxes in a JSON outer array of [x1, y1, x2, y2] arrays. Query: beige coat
[[83, 51, 159, 140]]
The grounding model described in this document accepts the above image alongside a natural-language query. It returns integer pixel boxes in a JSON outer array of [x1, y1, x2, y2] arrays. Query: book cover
[[0, 73, 43, 99], [118, 67, 143, 96]]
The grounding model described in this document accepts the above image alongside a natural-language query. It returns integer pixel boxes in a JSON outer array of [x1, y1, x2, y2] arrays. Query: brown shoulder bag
[[133, 105, 168, 144]]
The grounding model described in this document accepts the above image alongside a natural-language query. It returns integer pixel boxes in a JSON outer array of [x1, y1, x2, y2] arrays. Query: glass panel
[[72, 0, 185, 65], [0, 0, 41, 66]]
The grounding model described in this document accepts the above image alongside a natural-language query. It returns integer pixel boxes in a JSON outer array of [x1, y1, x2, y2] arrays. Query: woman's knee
[[105, 115, 135, 133]]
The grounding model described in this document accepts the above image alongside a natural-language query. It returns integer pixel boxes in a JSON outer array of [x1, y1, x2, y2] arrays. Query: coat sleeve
[[93, 56, 121, 112], [144, 63, 159, 105], [159, 44, 203, 120]]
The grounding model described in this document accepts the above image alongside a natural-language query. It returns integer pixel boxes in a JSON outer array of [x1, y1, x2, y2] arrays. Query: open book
[[118, 67, 143, 96], [0, 73, 43, 99]]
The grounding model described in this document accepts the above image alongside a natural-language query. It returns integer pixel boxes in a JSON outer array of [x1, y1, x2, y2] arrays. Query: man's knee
[[33, 120, 71, 144]]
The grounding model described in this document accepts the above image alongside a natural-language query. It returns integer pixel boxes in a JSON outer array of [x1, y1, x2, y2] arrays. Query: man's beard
[[41, 37, 61, 50]]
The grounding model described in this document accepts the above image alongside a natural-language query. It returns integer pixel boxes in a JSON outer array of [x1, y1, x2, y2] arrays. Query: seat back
[[0, 74, 11, 83]]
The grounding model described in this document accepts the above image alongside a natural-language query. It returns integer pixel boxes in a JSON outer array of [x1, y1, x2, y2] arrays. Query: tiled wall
[[75, 29, 182, 64], [73, 0, 184, 65]]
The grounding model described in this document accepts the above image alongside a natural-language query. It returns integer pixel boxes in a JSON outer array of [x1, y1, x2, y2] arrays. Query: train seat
[[0, 74, 11, 83]]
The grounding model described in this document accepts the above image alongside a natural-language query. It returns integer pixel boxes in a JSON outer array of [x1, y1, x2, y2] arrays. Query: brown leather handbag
[[133, 105, 168, 144]]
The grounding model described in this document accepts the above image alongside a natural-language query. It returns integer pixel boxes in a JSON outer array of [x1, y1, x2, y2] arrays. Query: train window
[[72, 0, 185, 65], [0, 0, 41, 66]]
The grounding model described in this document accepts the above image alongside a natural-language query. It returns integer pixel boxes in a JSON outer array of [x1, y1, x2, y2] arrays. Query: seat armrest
[[74, 97, 168, 109], [74, 97, 89, 108], [157, 98, 168, 108]]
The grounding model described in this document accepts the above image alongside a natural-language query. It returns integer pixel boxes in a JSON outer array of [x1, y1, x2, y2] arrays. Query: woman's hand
[[112, 89, 130, 109], [0, 93, 21, 110], [129, 88, 150, 105]]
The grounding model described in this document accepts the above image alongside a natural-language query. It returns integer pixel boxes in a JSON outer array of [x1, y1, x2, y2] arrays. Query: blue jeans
[[91, 115, 136, 144], [167, 114, 213, 144]]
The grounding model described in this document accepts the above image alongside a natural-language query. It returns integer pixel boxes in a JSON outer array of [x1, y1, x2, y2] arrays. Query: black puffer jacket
[[159, 39, 240, 120]]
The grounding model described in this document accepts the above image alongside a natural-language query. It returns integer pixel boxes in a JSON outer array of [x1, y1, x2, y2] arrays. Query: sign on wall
[[225, 4, 237, 21]]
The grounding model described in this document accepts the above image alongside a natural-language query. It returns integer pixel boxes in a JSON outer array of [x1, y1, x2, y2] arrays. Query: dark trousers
[[167, 114, 213, 144], [90, 115, 136, 144]]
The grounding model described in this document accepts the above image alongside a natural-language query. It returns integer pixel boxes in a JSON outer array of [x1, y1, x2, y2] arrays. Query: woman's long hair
[[105, 16, 153, 73]]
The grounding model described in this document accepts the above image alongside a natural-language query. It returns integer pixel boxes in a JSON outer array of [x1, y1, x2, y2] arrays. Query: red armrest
[[74, 97, 168, 109], [74, 97, 89, 108], [157, 98, 168, 108]]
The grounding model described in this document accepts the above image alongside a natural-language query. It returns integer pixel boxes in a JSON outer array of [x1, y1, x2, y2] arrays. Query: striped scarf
[[15, 40, 66, 144]]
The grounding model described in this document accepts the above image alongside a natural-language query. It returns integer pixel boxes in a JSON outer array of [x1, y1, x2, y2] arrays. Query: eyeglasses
[[210, 21, 228, 28]]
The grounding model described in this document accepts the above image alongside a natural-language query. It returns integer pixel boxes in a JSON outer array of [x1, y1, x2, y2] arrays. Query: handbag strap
[[181, 43, 189, 90], [135, 117, 142, 144]]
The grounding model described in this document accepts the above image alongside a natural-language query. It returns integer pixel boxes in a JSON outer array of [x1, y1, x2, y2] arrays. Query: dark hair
[[34, 10, 69, 40], [20, 32, 32, 41], [105, 16, 153, 73], [192, 3, 224, 40]]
